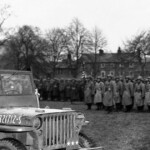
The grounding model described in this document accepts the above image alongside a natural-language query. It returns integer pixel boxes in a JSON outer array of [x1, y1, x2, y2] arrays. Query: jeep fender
[[0, 126, 41, 150]]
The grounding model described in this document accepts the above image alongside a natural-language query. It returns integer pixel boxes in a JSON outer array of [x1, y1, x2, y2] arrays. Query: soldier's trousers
[[87, 103, 92, 110], [137, 105, 144, 112], [125, 104, 132, 112]]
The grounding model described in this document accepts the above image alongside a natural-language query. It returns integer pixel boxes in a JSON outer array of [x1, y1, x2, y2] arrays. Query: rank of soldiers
[[35, 75, 150, 113]]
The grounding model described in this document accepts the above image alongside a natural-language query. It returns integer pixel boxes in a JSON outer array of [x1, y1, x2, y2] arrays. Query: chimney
[[99, 49, 104, 55], [117, 47, 122, 54]]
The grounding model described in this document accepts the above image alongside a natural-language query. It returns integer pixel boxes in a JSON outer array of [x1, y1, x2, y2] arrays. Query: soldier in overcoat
[[134, 76, 145, 111], [94, 77, 104, 110], [122, 76, 134, 112], [103, 75, 116, 113], [114, 77, 123, 111]]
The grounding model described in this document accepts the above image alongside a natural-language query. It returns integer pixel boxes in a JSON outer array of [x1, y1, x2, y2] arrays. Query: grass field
[[40, 101, 150, 150]]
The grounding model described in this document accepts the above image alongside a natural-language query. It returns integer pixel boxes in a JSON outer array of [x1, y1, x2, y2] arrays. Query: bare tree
[[67, 18, 90, 75], [46, 28, 70, 77], [89, 26, 107, 77], [124, 31, 150, 76], [0, 4, 11, 45], [3, 25, 49, 77]]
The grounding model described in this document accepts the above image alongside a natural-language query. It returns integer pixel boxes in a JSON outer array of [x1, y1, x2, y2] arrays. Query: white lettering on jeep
[[0, 115, 22, 125]]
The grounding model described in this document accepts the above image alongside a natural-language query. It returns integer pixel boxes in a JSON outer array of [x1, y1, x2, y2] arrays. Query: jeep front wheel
[[0, 138, 27, 150], [79, 133, 95, 148]]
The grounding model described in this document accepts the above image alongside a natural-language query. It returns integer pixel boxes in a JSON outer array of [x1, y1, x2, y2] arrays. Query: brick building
[[80, 49, 150, 78], [51, 49, 150, 79]]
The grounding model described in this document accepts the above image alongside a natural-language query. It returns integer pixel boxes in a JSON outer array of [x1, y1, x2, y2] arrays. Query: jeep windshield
[[0, 74, 33, 95]]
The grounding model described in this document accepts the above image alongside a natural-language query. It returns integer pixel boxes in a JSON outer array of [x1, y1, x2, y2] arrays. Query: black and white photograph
[[0, 0, 150, 150]]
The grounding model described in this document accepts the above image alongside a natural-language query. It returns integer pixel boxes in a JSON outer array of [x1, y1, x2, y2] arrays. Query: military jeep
[[0, 70, 100, 150]]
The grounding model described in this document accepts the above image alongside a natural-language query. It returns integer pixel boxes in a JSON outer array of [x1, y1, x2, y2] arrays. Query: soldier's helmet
[[115, 76, 119, 81], [125, 75, 131, 79], [137, 76, 143, 81], [118, 76, 123, 81], [144, 78, 148, 82]]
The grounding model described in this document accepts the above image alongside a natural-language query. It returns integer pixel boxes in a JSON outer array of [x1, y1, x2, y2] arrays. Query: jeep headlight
[[33, 117, 42, 129]]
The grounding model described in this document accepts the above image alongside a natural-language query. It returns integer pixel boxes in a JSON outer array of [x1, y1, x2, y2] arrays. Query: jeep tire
[[0, 138, 27, 150], [79, 133, 95, 148]]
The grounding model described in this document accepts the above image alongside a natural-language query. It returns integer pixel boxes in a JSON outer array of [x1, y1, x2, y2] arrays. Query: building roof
[[81, 52, 139, 63]]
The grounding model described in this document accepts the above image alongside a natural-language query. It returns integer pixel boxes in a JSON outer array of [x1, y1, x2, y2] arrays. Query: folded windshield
[[0, 74, 33, 95]]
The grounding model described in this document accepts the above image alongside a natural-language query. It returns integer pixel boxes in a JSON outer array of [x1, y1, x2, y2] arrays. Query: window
[[101, 71, 106, 78], [100, 63, 105, 68]]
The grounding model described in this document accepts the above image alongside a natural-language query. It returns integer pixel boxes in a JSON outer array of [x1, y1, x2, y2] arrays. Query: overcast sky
[[1, 0, 150, 52]]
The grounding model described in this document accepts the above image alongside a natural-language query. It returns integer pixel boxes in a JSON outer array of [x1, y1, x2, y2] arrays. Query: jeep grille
[[42, 112, 76, 149]]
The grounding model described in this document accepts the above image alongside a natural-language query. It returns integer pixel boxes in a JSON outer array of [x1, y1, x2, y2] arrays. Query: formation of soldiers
[[35, 78, 85, 102], [84, 75, 150, 113], [35, 75, 150, 113]]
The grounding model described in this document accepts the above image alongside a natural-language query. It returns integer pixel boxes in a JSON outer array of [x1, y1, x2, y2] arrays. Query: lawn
[[40, 101, 150, 150]]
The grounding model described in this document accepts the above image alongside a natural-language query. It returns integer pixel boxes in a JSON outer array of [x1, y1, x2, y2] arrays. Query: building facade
[[54, 49, 150, 79], [81, 50, 150, 78]]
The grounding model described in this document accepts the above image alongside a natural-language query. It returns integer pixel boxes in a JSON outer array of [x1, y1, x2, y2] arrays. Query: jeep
[[0, 70, 101, 150]]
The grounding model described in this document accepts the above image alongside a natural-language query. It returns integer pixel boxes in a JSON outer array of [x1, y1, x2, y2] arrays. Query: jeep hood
[[0, 107, 75, 118], [0, 95, 39, 108]]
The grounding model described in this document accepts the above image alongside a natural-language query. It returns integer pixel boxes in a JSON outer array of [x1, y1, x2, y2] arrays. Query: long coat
[[114, 81, 121, 104], [134, 82, 145, 107], [122, 81, 133, 106], [145, 82, 150, 106], [84, 81, 93, 104], [103, 80, 115, 107], [94, 82, 104, 104]]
